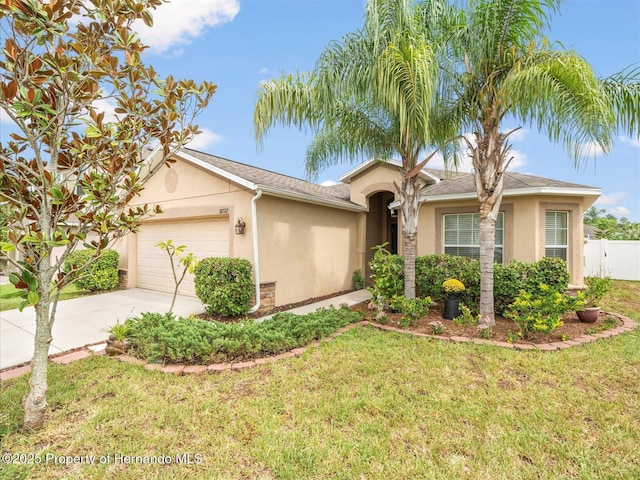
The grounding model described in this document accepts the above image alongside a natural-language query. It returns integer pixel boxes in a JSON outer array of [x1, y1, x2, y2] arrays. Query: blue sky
[[2, 0, 639, 220]]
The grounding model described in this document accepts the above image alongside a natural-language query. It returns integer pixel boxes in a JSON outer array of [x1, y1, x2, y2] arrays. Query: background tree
[[254, 0, 456, 299], [436, 0, 640, 323], [0, 0, 216, 429], [583, 206, 640, 240]]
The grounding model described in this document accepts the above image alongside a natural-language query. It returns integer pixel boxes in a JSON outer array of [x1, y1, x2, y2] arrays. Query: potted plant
[[352, 269, 365, 290], [442, 278, 465, 319], [576, 276, 612, 323]]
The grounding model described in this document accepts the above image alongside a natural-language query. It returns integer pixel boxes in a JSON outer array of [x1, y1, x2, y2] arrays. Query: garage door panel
[[137, 218, 229, 296]]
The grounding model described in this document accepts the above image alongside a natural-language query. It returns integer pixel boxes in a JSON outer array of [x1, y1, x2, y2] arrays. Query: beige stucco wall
[[115, 159, 256, 288], [256, 195, 364, 305], [419, 194, 593, 286], [117, 156, 366, 306], [348, 162, 401, 206]]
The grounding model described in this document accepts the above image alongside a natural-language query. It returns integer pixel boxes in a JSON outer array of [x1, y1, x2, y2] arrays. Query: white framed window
[[545, 211, 568, 261], [443, 212, 504, 263]]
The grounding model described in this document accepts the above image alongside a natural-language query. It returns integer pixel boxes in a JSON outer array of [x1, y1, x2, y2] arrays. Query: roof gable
[[339, 158, 440, 185], [178, 148, 364, 211]]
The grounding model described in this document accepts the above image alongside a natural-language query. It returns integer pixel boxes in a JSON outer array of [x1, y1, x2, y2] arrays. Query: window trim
[[442, 212, 505, 264], [544, 210, 569, 261]]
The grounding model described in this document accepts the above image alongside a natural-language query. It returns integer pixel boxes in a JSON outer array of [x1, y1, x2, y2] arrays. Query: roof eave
[[178, 151, 366, 212], [258, 185, 368, 212], [178, 150, 258, 190], [420, 187, 602, 203]]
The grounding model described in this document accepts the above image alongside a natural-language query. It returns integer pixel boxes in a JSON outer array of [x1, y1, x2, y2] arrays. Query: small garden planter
[[443, 294, 460, 320], [352, 269, 365, 290], [576, 307, 600, 323], [576, 276, 612, 323], [441, 278, 465, 320]]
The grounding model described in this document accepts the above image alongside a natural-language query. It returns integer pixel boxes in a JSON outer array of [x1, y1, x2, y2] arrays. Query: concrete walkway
[[0, 288, 371, 370], [0, 289, 204, 370]]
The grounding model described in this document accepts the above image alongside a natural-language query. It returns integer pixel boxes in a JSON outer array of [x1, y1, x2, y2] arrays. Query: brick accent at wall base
[[249, 281, 276, 314], [118, 269, 128, 289]]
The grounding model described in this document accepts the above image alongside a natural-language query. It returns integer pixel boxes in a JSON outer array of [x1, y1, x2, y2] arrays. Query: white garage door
[[137, 218, 229, 296]]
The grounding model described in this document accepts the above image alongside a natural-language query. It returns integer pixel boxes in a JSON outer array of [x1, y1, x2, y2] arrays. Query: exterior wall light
[[235, 217, 246, 235]]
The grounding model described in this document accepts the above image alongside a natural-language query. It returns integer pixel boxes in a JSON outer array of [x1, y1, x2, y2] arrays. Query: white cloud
[[0, 108, 14, 124], [186, 128, 223, 150], [618, 135, 640, 148], [579, 141, 605, 158], [595, 192, 626, 206], [610, 206, 630, 216], [134, 0, 240, 55], [503, 127, 527, 143], [320, 180, 339, 187], [91, 97, 118, 123]]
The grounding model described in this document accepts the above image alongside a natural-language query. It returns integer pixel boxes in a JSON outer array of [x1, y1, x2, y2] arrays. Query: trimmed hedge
[[416, 255, 480, 306], [369, 250, 571, 315], [194, 257, 254, 316], [63, 249, 119, 291], [124, 307, 363, 364], [494, 257, 570, 315]]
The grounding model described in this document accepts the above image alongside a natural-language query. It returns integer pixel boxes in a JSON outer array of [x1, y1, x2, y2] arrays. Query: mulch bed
[[197, 290, 355, 323], [351, 301, 620, 345]]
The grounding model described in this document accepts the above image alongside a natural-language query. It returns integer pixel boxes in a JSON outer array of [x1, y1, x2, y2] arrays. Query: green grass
[[0, 281, 639, 479], [0, 283, 90, 311]]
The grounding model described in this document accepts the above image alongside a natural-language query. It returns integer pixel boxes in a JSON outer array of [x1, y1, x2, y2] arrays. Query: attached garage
[[136, 217, 230, 296]]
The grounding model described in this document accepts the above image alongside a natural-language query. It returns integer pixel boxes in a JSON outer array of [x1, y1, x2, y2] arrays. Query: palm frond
[[254, 72, 325, 147], [305, 102, 397, 179], [374, 33, 438, 148], [600, 65, 640, 137], [502, 49, 614, 164]]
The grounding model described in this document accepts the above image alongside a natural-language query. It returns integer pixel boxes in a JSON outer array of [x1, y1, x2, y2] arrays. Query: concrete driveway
[[0, 289, 205, 370]]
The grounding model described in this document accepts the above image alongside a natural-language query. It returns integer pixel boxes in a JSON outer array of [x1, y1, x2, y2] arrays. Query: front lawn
[[0, 283, 90, 311], [0, 281, 638, 479]]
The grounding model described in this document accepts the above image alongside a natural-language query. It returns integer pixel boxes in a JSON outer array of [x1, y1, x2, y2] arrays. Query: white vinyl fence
[[584, 239, 640, 281]]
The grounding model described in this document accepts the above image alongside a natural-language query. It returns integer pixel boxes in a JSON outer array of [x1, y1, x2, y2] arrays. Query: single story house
[[115, 147, 600, 310]]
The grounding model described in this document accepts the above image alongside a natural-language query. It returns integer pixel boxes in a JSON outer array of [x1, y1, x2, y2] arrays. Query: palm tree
[[437, 0, 639, 323], [254, 0, 456, 299]]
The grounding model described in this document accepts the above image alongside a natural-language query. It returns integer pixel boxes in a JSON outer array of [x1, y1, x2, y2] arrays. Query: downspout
[[248, 189, 263, 313]]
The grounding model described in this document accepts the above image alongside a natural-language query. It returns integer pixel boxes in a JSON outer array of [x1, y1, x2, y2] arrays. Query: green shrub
[[124, 307, 363, 364], [390, 295, 432, 328], [583, 276, 613, 306], [453, 304, 477, 327], [367, 244, 404, 303], [494, 258, 570, 315], [416, 255, 480, 305], [370, 251, 571, 316], [194, 257, 254, 316], [63, 249, 119, 291], [505, 284, 575, 338]]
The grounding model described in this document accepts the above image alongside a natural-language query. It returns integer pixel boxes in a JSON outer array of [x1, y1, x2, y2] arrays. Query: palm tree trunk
[[399, 173, 420, 299], [478, 207, 497, 325], [471, 123, 508, 326]]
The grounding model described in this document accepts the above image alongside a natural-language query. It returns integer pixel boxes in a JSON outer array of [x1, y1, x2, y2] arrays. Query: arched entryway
[[365, 191, 398, 281]]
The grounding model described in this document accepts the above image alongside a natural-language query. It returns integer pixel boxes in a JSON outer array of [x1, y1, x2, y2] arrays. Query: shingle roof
[[420, 168, 598, 197], [179, 148, 598, 209], [181, 148, 359, 209]]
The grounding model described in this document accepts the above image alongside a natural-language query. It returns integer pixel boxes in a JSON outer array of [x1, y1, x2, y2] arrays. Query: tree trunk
[[470, 121, 511, 326], [478, 208, 497, 326], [399, 173, 420, 299], [23, 287, 52, 430]]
